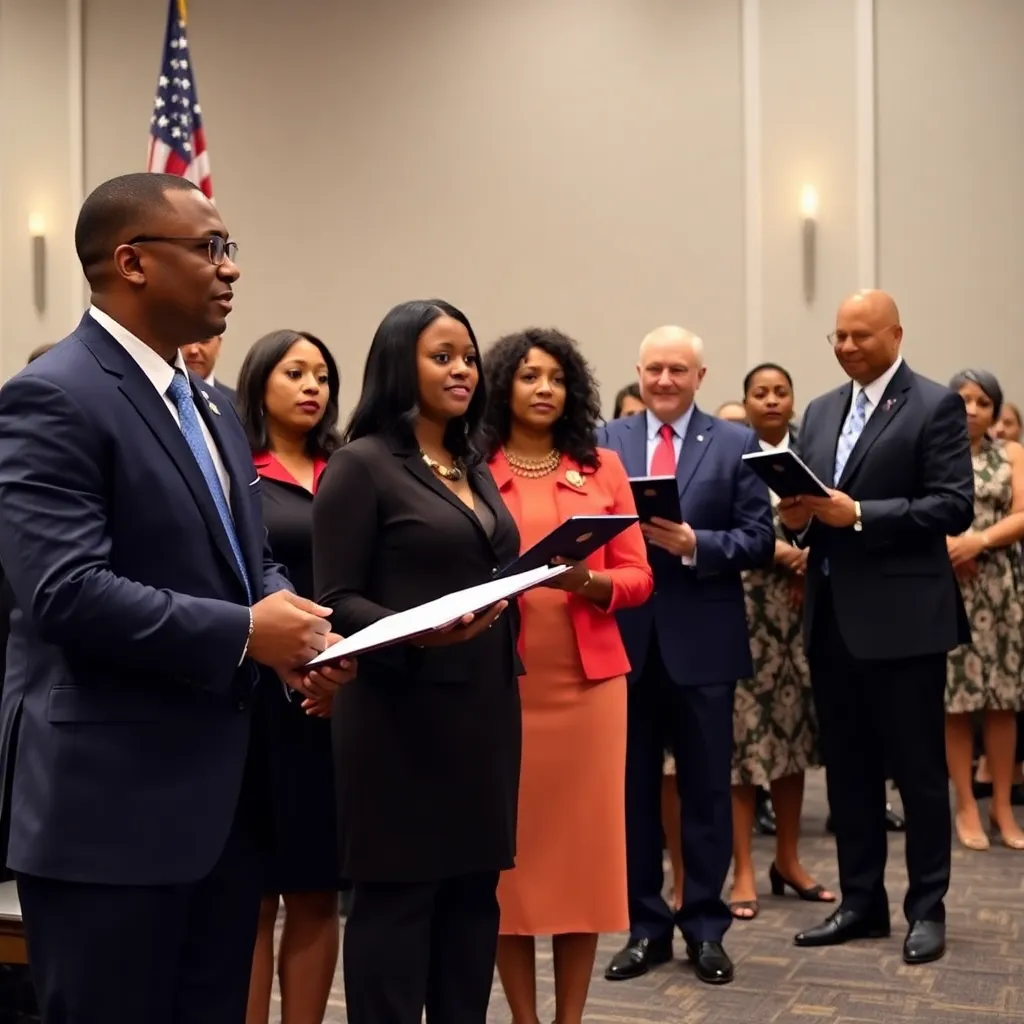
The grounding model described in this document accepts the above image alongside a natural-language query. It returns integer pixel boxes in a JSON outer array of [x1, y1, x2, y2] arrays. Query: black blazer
[[313, 434, 522, 883], [796, 360, 974, 660]]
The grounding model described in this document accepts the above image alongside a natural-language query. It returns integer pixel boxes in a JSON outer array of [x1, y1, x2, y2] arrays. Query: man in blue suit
[[0, 173, 354, 1024], [598, 326, 774, 986]]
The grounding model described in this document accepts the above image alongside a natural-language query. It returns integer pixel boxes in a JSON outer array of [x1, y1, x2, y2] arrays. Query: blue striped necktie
[[166, 370, 253, 601], [833, 389, 869, 485]]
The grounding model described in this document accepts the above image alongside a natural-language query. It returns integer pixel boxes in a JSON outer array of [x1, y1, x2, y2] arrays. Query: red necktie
[[651, 423, 677, 476]]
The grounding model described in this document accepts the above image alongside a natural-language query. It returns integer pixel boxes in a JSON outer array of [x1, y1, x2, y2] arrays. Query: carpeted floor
[[288, 772, 1024, 1023]]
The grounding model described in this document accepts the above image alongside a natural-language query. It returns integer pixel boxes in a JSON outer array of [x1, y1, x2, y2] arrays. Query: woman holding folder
[[312, 300, 522, 1024], [482, 329, 653, 1024]]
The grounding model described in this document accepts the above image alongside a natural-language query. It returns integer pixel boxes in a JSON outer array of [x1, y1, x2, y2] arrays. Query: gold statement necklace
[[421, 451, 465, 482], [503, 447, 561, 478]]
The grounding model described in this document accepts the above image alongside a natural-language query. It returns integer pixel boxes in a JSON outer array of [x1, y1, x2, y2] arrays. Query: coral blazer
[[489, 447, 653, 681]]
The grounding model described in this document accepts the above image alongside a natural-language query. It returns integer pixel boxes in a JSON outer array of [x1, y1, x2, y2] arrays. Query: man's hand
[[947, 531, 987, 568], [777, 543, 808, 576], [280, 632, 357, 701], [801, 490, 858, 528], [411, 601, 508, 648], [247, 591, 332, 670], [777, 497, 812, 532], [641, 517, 697, 558]]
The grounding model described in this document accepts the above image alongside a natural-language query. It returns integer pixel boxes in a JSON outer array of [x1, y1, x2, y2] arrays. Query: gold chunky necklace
[[503, 447, 561, 478], [421, 451, 465, 482]]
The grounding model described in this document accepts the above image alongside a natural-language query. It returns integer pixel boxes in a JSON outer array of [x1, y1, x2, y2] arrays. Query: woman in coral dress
[[483, 329, 653, 1024]]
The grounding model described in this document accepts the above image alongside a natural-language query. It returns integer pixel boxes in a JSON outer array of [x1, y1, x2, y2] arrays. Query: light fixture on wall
[[800, 185, 818, 305], [29, 213, 47, 315]]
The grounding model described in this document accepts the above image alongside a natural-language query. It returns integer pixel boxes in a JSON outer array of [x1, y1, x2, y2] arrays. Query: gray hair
[[949, 368, 1003, 419]]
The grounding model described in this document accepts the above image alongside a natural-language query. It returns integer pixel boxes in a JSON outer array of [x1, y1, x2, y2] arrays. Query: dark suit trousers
[[343, 870, 500, 1024], [810, 581, 950, 924], [625, 637, 734, 945], [16, 732, 267, 1024]]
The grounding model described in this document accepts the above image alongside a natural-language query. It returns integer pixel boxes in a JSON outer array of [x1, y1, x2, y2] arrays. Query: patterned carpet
[[287, 772, 1024, 1023]]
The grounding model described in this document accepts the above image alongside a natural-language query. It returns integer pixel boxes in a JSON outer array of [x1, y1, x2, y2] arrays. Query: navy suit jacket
[[596, 408, 774, 686], [0, 314, 290, 886]]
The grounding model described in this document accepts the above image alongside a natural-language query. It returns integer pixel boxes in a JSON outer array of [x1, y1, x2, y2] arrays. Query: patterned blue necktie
[[166, 370, 252, 601], [833, 388, 869, 485]]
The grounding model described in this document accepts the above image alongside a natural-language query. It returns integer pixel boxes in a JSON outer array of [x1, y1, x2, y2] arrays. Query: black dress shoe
[[903, 921, 945, 964], [754, 789, 777, 836], [793, 908, 890, 947], [685, 941, 734, 985], [604, 937, 673, 981]]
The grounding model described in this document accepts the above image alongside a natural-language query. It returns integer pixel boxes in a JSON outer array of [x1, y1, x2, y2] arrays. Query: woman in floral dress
[[727, 363, 834, 918], [945, 370, 1024, 851]]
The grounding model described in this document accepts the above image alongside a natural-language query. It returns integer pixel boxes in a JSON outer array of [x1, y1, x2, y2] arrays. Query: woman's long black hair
[[344, 299, 486, 461]]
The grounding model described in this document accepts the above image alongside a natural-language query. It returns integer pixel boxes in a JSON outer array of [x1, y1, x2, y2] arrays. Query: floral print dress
[[731, 435, 820, 787], [946, 437, 1023, 713]]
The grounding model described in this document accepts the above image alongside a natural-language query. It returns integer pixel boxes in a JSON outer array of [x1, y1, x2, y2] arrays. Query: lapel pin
[[565, 469, 584, 488], [199, 390, 221, 416], [696, 434, 704, 442], [883, 398, 896, 412]]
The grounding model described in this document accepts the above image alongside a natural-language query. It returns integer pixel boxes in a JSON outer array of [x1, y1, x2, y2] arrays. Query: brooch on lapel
[[200, 390, 221, 416], [882, 398, 897, 412], [565, 469, 585, 488]]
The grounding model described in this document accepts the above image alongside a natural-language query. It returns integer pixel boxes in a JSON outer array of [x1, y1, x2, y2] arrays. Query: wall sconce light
[[29, 214, 47, 315], [800, 186, 818, 305]]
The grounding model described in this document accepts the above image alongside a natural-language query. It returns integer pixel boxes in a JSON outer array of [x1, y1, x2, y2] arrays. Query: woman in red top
[[483, 329, 653, 1024], [236, 329, 343, 1024]]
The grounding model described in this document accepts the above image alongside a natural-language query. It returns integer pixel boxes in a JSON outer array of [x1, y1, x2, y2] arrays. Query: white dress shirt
[[89, 305, 232, 501]]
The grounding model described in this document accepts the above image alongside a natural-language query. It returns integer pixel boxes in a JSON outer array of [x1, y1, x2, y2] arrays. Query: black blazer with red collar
[[0, 313, 290, 887], [795, 360, 974, 660], [312, 433, 522, 882]]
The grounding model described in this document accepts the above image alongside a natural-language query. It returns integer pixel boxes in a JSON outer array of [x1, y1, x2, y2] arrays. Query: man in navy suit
[[0, 173, 354, 1024], [779, 290, 973, 965], [598, 327, 774, 985]]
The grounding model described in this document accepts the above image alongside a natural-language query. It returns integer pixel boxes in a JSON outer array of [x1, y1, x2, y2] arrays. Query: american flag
[[146, 0, 213, 199]]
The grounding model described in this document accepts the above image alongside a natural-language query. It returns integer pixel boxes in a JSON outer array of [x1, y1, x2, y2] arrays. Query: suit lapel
[[623, 414, 648, 478], [837, 365, 912, 488], [676, 410, 714, 496], [814, 383, 851, 484], [192, 379, 261, 594], [403, 454, 497, 553]]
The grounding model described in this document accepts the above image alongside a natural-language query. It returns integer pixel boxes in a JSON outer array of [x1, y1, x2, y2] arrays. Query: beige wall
[[876, 0, 1024, 403], [2, 0, 1022, 417], [0, 0, 82, 378]]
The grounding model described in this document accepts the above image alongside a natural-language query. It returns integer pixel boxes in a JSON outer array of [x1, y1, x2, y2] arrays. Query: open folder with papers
[[307, 563, 569, 667], [494, 514, 638, 580], [740, 448, 830, 499]]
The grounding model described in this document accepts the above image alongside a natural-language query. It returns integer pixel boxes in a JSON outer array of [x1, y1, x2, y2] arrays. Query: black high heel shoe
[[769, 862, 836, 903]]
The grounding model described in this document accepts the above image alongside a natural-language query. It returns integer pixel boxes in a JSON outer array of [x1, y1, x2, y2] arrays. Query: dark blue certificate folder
[[495, 515, 638, 579], [628, 476, 681, 523], [740, 448, 830, 498]]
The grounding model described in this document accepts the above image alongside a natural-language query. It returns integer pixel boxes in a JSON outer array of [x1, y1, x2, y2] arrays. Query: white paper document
[[307, 563, 569, 666]]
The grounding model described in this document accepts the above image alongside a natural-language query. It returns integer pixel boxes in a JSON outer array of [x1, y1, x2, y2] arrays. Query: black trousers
[[343, 870, 500, 1024], [17, 814, 263, 1024], [810, 582, 950, 924], [625, 638, 734, 945]]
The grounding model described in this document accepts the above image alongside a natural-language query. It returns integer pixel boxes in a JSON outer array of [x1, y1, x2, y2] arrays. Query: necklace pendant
[[565, 469, 584, 488]]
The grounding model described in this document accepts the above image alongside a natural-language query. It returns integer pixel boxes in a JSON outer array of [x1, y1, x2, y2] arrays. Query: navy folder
[[495, 515, 638, 579], [740, 448, 830, 499], [628, 475, 681, 523]]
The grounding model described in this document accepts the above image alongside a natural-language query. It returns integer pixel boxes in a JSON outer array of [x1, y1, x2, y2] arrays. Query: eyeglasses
[[826, 324, 897, 347], [128, 235, 238, 265]]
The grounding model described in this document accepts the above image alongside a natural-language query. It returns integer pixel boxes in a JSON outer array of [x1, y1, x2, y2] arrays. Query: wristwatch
[[852, 500, 863, 532]]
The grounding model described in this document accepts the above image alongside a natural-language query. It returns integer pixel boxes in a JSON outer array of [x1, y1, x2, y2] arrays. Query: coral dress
[[493, 451, 652, 935]]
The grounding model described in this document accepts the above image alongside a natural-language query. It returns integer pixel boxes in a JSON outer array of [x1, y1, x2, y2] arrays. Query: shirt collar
[[759, 431, 791, 453], [646, 404, 694, 442], [854, 355, 903, 411], [89, 305, 189, 396]]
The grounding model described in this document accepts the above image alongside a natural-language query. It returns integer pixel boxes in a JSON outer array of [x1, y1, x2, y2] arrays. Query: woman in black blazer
[[312, 300, 522, 1024]]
